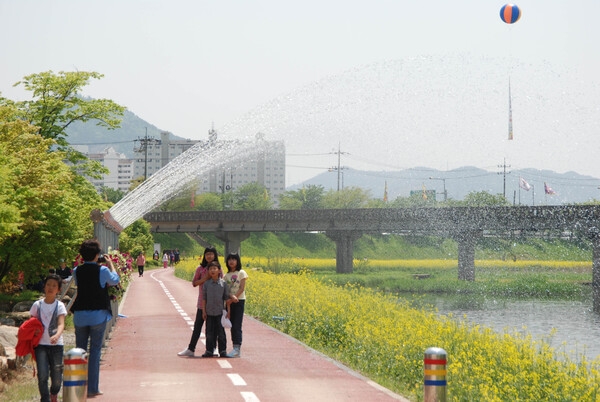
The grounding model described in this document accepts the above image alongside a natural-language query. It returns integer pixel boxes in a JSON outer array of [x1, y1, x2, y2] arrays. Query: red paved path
[[98, 267, 410, 401]]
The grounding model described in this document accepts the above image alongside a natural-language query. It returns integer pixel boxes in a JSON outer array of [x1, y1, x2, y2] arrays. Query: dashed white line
[[227, 373, 247, 386], [241, 392, 260, 402], [151, 271, 259, 400], [218, 360, 233, 369]]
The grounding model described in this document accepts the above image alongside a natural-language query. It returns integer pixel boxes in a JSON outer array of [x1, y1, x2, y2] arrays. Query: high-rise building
[[88, 147, 134, 193], [134, 130, 286, 205]]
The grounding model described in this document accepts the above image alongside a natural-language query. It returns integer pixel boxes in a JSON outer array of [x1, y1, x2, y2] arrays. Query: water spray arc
[[94, 138, 276, 249]]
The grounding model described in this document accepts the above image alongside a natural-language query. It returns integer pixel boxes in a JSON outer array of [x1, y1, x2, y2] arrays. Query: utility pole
[[497, 158, 511, 199], [329, 142, 348, 191], [134, 128, 159, 181], [144, 127, 148, 181]]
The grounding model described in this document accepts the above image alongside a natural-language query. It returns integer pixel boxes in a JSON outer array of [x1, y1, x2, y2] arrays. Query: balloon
[[500, 4, 521, 24]]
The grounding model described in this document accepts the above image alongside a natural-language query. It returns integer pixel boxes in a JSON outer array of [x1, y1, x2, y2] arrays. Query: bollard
[[424, 347, 447, 402], [63, 347, 88, 402]]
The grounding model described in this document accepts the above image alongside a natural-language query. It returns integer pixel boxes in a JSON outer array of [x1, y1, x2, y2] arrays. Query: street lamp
[[429, 177, 447, 202]]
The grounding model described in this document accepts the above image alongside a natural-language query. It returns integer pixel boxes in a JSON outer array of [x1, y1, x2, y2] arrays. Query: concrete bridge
[[95, 205, 600, 310]]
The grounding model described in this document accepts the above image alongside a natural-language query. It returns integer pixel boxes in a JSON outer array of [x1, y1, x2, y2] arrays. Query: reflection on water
[[408, 294, 600, 361]]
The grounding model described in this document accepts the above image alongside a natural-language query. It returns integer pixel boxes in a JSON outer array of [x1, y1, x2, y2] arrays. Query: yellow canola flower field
[[246, 269, 600, 402]]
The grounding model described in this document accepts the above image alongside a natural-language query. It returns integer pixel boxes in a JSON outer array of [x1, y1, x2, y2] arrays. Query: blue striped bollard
[[424, 347, 447, 402]]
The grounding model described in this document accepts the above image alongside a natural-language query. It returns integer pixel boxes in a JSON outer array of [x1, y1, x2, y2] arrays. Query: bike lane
[[99, 267, 410, 401]]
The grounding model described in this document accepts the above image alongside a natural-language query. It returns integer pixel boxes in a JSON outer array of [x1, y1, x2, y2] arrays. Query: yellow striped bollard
[[424, 347, 447, 402]]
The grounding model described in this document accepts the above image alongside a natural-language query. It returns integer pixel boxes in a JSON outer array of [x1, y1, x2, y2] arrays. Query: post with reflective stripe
[[63, 347, 88, 401], [424, 347, 447, 402]]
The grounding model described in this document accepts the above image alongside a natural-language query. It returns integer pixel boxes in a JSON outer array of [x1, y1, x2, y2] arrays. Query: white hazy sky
[[1, 0, 599, 186]]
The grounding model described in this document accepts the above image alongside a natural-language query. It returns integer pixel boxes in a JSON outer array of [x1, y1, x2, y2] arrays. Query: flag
[[383, 181, 388, 203], [544, 182, 556, 195], [519, 177, 531, 191], [422, 183, 427, 200], [190, 189, 195, 208]]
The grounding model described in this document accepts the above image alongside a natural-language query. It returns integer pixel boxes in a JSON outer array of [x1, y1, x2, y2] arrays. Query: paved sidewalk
[[97, 267, 410, 401]]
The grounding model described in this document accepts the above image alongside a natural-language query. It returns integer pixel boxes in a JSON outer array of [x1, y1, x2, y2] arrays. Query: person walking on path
[[71, 239, 120, 398], [201, 261, 231, 358], [136, 252, 146, 277], [224, 253, 248, 358], [30, 274, 68, 402], [162, 252, 169, 269], [178, 247, 219, 357]]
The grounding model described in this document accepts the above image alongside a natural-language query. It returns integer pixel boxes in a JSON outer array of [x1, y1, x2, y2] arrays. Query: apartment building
[[88, 147, 135, 193], [134, 130, 286, 204]]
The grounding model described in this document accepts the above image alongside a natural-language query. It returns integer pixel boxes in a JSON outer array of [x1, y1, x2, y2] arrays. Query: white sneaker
[[177, 348, 194, 357]]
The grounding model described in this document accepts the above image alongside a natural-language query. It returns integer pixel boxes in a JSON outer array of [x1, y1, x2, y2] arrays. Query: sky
[[1, 0, 600, 187]]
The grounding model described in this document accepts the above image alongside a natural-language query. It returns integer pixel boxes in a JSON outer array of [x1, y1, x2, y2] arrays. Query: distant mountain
[[64, 112, 600, 205], [290, 166, 600, 205], [65, 109, 187, 158]]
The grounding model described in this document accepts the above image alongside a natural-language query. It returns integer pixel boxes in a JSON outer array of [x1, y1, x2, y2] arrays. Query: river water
[[409, 294, 600, 362]]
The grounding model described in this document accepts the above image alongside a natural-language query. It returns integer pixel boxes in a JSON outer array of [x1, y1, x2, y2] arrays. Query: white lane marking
[[227, 373, 247, 386], [218, 360, 232, 369], [241, 392, 260, 402], [151, 271, 258, 400]]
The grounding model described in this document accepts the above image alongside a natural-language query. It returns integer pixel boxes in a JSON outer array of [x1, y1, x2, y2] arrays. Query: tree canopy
[[0, 105, 109, 283], [0, 70, 124, 285], [2, 71, 125, 146]]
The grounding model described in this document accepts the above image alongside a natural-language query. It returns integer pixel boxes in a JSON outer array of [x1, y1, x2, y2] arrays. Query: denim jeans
[[34, 344, 64, 402], [75, 321, 107, 394], [230, 299, 245, 346], [187, 309, 205, 352]]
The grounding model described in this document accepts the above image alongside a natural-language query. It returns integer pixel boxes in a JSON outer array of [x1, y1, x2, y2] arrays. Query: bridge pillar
[[214, 231, 250, 256], [326, 231, 363, 273], [592, 235, 600, 313], [453, 230, 482, 281]]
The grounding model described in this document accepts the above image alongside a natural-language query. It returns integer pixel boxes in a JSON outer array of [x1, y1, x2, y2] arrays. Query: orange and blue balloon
[[500, 4, 521, 24]]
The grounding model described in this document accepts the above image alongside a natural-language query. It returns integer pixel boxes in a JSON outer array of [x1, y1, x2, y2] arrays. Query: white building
[[88, 147, 134, 193], [134, 130, 286, 205]]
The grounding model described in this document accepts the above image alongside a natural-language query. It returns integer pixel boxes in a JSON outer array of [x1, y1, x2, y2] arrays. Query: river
[[409, 294, 600, 361]]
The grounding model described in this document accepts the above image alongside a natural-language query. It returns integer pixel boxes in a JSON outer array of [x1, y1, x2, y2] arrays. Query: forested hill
[[64, 108, 187, 158]]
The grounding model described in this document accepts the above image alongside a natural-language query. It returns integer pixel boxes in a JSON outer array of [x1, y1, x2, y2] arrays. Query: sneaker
[[201, 352, 215, 358], [219, 352, 229, 358], [227, 348, 241, 358], [177, 349, 194, 357]]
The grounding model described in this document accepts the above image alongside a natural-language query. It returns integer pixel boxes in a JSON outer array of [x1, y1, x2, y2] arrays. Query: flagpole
[[508, 77, 513, 140]]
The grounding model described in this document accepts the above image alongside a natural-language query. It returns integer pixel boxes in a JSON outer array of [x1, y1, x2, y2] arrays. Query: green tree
[[234, 183, 273, 210], [195, 193, 223, 211], [321, 187, 371, 209], [1, 71, 125, 179], [118, 219, 154, 257], [3, 71, 125, 146], [460, 191, 510, 207], [278, 185, 325, 210], [99, 186, 126, 204], [158, 190, 196, 212], [0, 105, 108, 283]]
